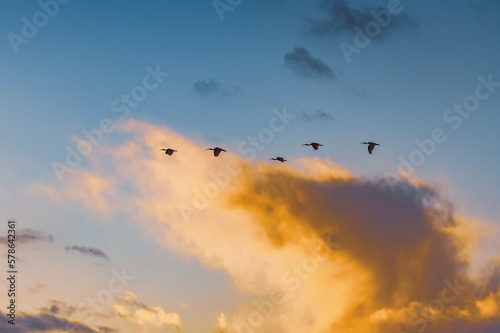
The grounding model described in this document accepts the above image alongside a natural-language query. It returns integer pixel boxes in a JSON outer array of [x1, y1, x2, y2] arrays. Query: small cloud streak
[[27, 283, 47, 293], [0, 228, 53, 244], [299, 109, 335, 122], [64, 245, 109, 260], [0, 309, 116, 333], [40, 300, 78, 317], [340, 86, 370, 100], [309, 0, 418, 41], [193, 79, 239, 98], [284, 46, 336, 80]]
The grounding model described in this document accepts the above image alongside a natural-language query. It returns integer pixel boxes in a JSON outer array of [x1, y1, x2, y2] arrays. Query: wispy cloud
[[96, 326, 117, 333], [193, 79, 239, 98], [340, 86, 370, 100], [308, 0, 418, 41], [28, 172, 116, 216], [39, 300, 78, 317], [64, 245, 109, 260], [0, 228, 53, 244], [284, 46, 336, 80], [0, 309, 116, 333], [27, 283, 47, 293], [299, 109, 335, 122]]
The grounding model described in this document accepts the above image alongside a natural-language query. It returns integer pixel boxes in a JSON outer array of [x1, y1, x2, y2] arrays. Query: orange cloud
[[35, 119, 500, 332], [28, 171, 116, 215], [112, 290, 181, 330]]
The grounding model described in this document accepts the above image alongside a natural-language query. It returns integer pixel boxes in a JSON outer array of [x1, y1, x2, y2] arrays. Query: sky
[[0, 0, 499, 332]]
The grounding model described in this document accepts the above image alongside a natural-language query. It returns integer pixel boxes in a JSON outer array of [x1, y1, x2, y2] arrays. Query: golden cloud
[[37, 119, 500, 332], [112, 290, 181, 330]]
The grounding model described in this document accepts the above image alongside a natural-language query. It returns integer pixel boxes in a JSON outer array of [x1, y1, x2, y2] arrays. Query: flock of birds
[[159, 141, 380, 161]]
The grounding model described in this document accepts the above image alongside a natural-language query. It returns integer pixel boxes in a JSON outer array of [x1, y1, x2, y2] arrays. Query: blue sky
[[1, 1, 500, 332], [2, 0, 499, 218]]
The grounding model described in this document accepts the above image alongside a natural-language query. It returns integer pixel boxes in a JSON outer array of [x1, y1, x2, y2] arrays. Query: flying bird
[[270, 157, 287, 163], [206, 147, 227, 157], [302, 142, 323, 150], [361, 142, 380, 154], [159, 148, 177, 155]]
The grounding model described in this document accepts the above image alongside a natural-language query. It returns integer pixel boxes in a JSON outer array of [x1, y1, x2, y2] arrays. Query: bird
[[159, 148, 177, 155], [361, 142, 380, 154], [206, 147, 227, 157], [270, 157, 287, 163], [302, 142, 323, 150]]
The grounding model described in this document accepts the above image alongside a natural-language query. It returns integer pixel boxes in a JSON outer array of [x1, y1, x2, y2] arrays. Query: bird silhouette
[[159, 148, 177, 156], [270, 157, 287, 163], [206, 147, 227, 157], [302, 142, 323, 150], [361, 142, 380, 154]]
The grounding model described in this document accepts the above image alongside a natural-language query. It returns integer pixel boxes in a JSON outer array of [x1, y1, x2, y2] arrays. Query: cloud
[[192, 79, 239, 98], [215, 312, 227, 332], [28, 170, 116, 216], [340, 86, 370, 100], [96, 326, 118, 333], [0, 310, 116, 333], [40, 300, 78, 317], [64, 245, 109, 260], [308, 0, 418, 41], [27, 283, 47, 293], [299, 109, 335, 122], [112, 290, 181, 330], [38, 299, 116, 321], [37, 119, 500, 332], [465, 0, 500, 12], [0, 228, 53, 244], [284, 46, 336, 80]]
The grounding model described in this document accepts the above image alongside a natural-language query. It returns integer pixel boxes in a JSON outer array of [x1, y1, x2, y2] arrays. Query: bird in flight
[[270, 157, 287, 163], [302, 142, 323, 150], [159, 148, 177, 156], [361, 142, 380, 154], [206, 147, 227, 157]]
